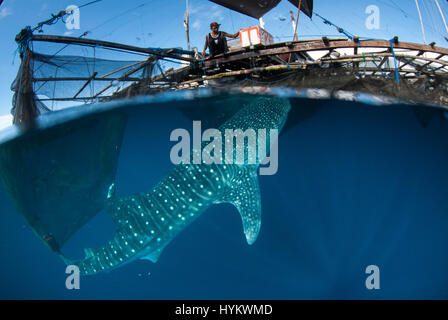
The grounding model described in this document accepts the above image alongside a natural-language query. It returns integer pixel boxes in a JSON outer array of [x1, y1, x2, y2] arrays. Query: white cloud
[[192, 20, 201, 30], [210, 7, 224, 21], [0, 7, 12, 19], [190, 3, 224, 22], [64, 31, 74, 36], [188, 5, 200, 15], [0, 114, 13, 131], [39, 3, 48, 16]]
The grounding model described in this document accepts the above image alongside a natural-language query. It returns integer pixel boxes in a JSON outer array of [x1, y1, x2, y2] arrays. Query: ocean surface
[[0, 88, 448, 299]]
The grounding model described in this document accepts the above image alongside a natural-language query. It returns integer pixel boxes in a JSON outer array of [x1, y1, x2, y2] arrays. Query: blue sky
[[0, 0, 447, 119]]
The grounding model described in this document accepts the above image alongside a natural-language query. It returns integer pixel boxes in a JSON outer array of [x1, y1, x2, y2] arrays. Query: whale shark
[[69, 96, 291, 275]]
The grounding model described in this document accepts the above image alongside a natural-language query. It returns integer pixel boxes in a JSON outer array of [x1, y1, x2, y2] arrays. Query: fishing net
[[0, 111, 127, 249], [5, 33, 168, 250], [11, 50, 157, 121]]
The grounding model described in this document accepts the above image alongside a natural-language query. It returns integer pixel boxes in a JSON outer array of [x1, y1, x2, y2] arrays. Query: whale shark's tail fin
[[216, 165, 261, 245]]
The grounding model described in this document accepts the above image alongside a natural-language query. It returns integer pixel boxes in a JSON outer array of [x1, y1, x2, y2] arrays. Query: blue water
[[1, 91, 448, 299]]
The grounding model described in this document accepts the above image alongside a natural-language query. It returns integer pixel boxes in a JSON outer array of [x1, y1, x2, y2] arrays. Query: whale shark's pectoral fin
[[216, 167, 261, 245], [140, 246, 165, 263]]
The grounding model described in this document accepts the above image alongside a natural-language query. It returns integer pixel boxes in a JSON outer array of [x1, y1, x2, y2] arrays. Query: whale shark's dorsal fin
[[107, 183, 116, 199], [105, 194, 133, 228], [216, 166, 261, 245]]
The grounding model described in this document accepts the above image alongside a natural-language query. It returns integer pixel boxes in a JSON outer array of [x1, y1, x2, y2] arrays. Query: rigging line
[[100, 14, 140, 39], [375, 0, 440, 36], [375, 0, 408, 17], [421, 0, 438, 38], [314, 12, 355, 40], [86, 1, 154, 36], [78, 0, 103, 9], [30, 1, 102, 33], [310, 18, 325, 36], [228, 7, 235, 31], [390, 0, 408, 17], [415, 0, 427, 44]]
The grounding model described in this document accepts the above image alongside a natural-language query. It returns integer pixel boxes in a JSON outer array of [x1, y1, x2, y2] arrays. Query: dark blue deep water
[[1, 91, 448, 299]]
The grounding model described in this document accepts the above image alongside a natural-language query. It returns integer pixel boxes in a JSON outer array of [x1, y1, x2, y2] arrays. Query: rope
[[314, 12, 355, 40], [389, 39, 400, 83], [15, 26, 33, 57]]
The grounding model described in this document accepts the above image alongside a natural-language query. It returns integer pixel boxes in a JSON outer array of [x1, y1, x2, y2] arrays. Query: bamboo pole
[[36, 96, 113, 102], [293, 0, 303, 42], [73, 72, 97, 98], [181, 51, 448, 88], [178, 64, 303, 87], [33, 77, 142, 81], [319, 52, 448, 67], [93, 58, 154, 98], [99, 59, 148, 79], [184, 0, 190, 51], [288, 0, 303, 63]]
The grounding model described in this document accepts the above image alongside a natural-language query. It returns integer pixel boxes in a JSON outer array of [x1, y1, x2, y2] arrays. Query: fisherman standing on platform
[[202, 22, 239, 58]]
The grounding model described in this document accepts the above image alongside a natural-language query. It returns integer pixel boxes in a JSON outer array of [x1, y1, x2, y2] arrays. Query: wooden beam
[[399, 50, 424, 70], [31, 34, 196, 62], [73, 71, 97, 98], [33, 77, 142, 81], [319, 53, 448, 67], [178, 64, 304, 87], [416, 53, 445, 69], [433, 64, 447, 71], [36, 96, 112, 101], [204, 39, 448, 67], [93, 58, 155, 98], [177, 63, 435, 89], [371, 57, 388, 76], [99, 59, 148, 79]]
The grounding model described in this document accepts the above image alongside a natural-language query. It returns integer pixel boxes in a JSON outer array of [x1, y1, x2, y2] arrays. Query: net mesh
[[10, 42, 167, 123]]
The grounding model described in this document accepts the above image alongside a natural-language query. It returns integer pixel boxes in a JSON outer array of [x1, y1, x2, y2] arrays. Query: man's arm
[[202, 36, 208, 56], [223, 31, 239, 39]]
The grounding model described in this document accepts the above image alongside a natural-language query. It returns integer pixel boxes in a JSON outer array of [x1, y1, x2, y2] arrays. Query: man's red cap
[[210, 22, 220, 27]]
